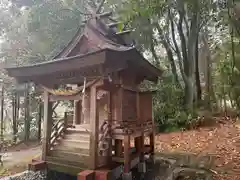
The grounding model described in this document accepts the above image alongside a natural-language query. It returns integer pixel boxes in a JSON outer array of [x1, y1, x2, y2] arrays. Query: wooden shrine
[[5, 8, 162, 180]]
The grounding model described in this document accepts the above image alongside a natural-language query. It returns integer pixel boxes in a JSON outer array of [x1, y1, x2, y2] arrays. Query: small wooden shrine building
[[5, 10, 162, 180]]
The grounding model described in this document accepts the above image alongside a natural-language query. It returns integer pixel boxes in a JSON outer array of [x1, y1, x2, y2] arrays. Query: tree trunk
[[12, 92, 17, 143], [156, 23, 181, 88], [0, 86, 4, 142], [24, 84, 30, 141], [184, 2, 199, 111], [195, 35, 202, 104], [162, 40, 181, 87], [37, 102, 42, 141]]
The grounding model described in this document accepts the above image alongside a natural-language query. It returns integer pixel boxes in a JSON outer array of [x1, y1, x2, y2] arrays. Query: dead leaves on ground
[[155, 121, 240, 180]]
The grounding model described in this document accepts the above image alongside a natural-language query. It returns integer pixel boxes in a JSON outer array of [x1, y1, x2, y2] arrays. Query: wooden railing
[[98, 120, 111, 156], [49, 112, 68, 148], [112, 119, 154, 135]]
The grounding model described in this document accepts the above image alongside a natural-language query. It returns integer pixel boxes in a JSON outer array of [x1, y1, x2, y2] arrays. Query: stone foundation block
[[78, 170, 95, 180]]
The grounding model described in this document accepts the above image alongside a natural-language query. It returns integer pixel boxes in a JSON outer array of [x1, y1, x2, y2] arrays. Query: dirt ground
[[0, 142, 41, 177], [155, 120, 240, 180], [1, 121, 240, 179]]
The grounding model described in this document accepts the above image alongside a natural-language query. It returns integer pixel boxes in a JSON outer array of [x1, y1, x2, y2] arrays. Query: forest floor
[[1, 119, 240, 180], [0, 142, 41, 177], [155, 118, 240, 180]]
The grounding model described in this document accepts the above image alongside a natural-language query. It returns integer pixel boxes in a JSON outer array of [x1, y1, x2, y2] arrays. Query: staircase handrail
[[49, 112, 68, 148]]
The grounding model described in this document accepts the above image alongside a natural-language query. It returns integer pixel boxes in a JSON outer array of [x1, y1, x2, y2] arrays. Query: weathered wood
[[115, 139, 122, 157], [149, 133, 154, 154], [123, 135, 130, 173], [107, 91, 113, 165], [77, 170, 95, 180], [0, 85, 4, 142], [42, 91, 52, 161], [28, 161, 46, 171], [74, 100, 79, 125], [37, 102, 42, 141], [50, 94, 82, 102], [89, 85, 99, 169]]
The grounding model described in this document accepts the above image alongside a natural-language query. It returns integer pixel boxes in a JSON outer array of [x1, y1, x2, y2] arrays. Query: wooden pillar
[[107, 91, 112, 164], [89, 86, 99, 169], [42, 90, 52, 161], [73, 100, 79, 125], [37, 103, 42, 141], [149, 133, 154, 154], [115, 139, 122, 157], [124, 135, 130, 173], [136, 91, 144, 160]]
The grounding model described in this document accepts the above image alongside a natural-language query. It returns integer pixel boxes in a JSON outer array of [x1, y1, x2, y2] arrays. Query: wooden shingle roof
[[5, 14, 162, 85]]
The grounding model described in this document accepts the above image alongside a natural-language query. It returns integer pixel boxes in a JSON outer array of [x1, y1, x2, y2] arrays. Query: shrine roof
[[5, 16, 163, 84]]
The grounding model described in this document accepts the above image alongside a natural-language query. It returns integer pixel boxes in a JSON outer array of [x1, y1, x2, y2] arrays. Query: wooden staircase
[[46, 122, 91, 175]]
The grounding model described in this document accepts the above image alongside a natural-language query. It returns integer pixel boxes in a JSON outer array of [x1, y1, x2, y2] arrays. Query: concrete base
[[122, 172, 132, 180], [138, 162, 146, 173]]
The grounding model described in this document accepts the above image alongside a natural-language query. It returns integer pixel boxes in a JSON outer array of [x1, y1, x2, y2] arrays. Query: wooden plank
[[149, 133, 155, 154], [47, 161, 85, 176], [50, 94, 82, 102], [107, 91, 113, 165], [42, 91, 52, 161], [115, 139, 122, 157], [73, 100, 78, 125], [123, 135, 130, 173], [89, 85, 99, 169]]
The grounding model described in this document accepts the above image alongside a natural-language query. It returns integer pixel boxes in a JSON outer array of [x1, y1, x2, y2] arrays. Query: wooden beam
[[149, 133, 155, 154], [49, 94, 82, 102], [107, 91, 113, 165], [89, 85, 99, 169], [42, 91, 52, 161], [73, 100, 78, 125], [123, 135, 130, 173]]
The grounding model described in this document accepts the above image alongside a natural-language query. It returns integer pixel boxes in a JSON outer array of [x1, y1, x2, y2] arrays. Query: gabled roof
[[5, 15, 163, 84]]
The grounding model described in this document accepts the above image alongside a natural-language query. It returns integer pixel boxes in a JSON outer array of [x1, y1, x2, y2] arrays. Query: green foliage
[[152, 74, 196, 132]]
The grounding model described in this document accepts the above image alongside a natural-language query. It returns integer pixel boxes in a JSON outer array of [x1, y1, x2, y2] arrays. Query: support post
[[107, 91, 112, 165], [115, 139, 122, 157], [123, 135, 130, 173], [149, 133, 155, 154], [73, 100, 79, 125], [42, 90, 52, 161], [37, 102, 42, 141], [64, 112, 68, 131], [89, 86, 99, 169], [123, 135, 132, 180], [136, 91, 144, 161], [0, 85, 4, 142]]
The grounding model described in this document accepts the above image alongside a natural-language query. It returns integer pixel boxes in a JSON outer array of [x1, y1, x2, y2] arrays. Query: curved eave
[[5, 49, 107, 80], [129, 49, 163, 82]]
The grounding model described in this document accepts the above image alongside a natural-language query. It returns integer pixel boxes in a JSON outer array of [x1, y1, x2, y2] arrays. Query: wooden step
[[47, 161, 86, 176], [64, 133, 90, 141], [54, 144, 90, 154], [50, 150, 89, 161], [66, 128, 90, 134], [46, 156, 89, 169], [61, 139, 90, 148]]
